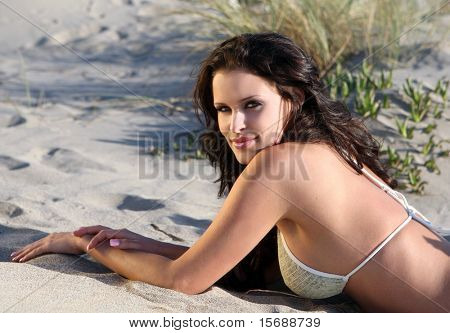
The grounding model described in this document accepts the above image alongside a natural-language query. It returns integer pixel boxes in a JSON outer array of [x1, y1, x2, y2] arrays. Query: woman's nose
[[229, 109, 247, 133]]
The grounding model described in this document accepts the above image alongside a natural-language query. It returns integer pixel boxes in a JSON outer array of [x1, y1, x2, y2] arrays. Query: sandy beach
[[0, 0, 448, 312]]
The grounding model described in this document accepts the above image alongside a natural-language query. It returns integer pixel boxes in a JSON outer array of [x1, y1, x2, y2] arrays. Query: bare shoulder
[[260, 141, 352, 185], [249, 142, 351, 218], [271, 141, 350, 166], [255, 141, 343, 170]]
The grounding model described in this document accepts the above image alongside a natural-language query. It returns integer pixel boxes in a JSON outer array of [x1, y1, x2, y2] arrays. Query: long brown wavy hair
[[190, 32, 398, 292]]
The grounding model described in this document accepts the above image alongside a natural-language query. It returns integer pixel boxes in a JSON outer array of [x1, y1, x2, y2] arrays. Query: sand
[[0, 0, 448, 312]]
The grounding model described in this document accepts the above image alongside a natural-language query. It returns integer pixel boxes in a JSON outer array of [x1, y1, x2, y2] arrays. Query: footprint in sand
[[75, 192, 164, 212], [42, 148, 115, 174], [0, 155, 30, 170], [0, 108, 26, 128], [0, 201, 24, 218], [0, 114, 26, 127], [117, 195, 164, 211]]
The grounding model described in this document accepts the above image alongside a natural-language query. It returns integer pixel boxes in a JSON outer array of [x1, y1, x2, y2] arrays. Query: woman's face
[[212, 69, 292, 165]]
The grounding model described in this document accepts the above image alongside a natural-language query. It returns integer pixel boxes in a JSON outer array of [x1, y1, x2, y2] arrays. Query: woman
[[10, 32, 449, 312]]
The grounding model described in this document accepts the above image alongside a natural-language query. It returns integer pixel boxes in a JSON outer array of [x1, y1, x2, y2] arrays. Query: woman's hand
[[72, 225, 151, 252], [10, 231, 85, 263]]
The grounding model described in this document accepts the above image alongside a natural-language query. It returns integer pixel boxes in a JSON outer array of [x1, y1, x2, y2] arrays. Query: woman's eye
[[216, 101, 260, 112], [247, 101, 261, 108]]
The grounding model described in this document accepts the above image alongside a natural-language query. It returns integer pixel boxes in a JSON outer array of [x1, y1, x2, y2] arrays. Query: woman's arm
[[77, 145, 292, 295], [170, 145, 295, 295], [74, 144, 297, 295], [76, 235, 179, 291], [139, 236, 190, 260], [73, 226, 190, 260]]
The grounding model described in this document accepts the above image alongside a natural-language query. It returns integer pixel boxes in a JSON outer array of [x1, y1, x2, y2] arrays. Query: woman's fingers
[[109, 238, 143, 250], [73, 225, 107, 236], [11, 242, 46, 262], [11, 240, 40, 259], [11, 249, 26, 261], [87, 229, 117, 250], [86, 229, 131, 251], [12, 231, 85, 262], [14, 247, 44, 262], [11, 247, 26, 258], [86, 231, 105, 251], [73, 225, 111, 237]]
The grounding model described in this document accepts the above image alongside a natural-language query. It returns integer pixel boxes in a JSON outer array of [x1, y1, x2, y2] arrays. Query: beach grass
[[173, 0, 449, 77]]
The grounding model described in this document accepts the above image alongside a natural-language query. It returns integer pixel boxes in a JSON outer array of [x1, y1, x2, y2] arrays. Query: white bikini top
[[277, 154, 435, 299]]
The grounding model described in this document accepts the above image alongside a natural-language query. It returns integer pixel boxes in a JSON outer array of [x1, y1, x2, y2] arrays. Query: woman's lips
[[233, 137, 256, 149]]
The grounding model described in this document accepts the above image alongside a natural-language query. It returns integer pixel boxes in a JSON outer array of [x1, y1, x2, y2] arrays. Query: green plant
[[400, 151, 414, 170], [402, 78, 432, 123], [355, 88, 381, 118], [406, 167, 428, 194], [394, 116, 415, 139], [409, 97, 431, 122], [424, 158, 440, 174], [402, 78, 422, 104], [382, 146, 401, 168], [324, 61, 353, 100], [438, 150, 449, 158], [432, 104, 443, 119], [343, 71, 356, 92], [352, 60, 389, 90], [421, 135, 437, 156], [434, 77, 449, 109], [378, 69, 393, 89], [382, 95, 390, 108], [355, 62, 378, 94], [422, 123, 437, 134]]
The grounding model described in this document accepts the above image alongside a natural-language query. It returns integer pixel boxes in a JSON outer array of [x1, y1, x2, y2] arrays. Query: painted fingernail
[[19, 258, 23, 262], [110, 239, 120, 247], [11, 252, 16, 257]]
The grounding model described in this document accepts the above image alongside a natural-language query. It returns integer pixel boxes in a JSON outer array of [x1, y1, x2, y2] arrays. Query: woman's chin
[[232, 144, 267, 165], [234, 151, 256, 165]]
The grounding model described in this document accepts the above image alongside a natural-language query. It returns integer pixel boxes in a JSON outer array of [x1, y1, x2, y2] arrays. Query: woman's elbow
[[172, 275, 210, 295]]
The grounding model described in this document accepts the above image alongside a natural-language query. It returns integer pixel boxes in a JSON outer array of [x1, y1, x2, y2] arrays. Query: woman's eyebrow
[[214, 95, 260, 106]]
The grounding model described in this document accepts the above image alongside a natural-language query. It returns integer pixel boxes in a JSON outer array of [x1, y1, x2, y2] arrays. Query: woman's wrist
[[75, 234, 94, 253], [143, 238, 190, 260], [139, 235, 163, 253]]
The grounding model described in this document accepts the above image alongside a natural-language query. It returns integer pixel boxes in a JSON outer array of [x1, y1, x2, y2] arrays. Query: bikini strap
[[344, 214, 414, 280], [343, 150, 433, 227], [344, 151, 403, 204]]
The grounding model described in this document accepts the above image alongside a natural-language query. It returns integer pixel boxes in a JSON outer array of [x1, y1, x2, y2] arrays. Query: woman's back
[[275, 142, 449, 312]]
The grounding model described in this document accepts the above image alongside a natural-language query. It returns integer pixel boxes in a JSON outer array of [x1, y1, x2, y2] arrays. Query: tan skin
[[10, 69, 450, 312], [10, 228, 154, 262], [274, 143, 450, 312], [10, 142, 450, 312]]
